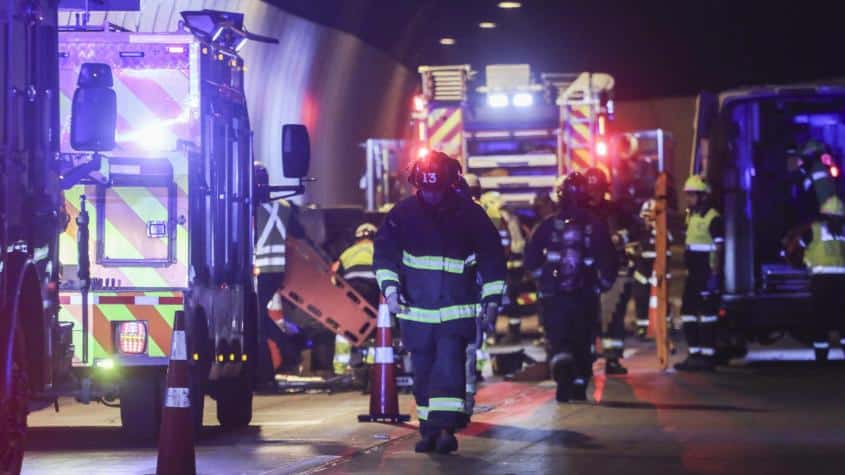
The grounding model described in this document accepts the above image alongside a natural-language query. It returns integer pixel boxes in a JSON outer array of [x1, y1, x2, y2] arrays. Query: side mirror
[[71, 63, 117, 152], [282, 124, 310, 178]]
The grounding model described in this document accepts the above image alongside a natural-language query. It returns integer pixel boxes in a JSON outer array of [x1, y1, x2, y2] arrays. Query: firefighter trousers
[[680, 268, 717, 359], [633, 280, 651, 334], [541, 290, 595, 386], [601, 275, 632, 359], [810, 274, 845, 358], [410, 327, 470, 436]]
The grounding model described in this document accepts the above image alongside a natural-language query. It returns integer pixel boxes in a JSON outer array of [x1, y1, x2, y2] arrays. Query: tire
[[0, 328, 28, 475], [119, 368, 165, 442], [215, 375, 253, 429]]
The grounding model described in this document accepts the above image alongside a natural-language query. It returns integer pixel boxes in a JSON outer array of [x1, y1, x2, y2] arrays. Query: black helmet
[[557, 172, 589, 208], [408, 150, 461, 191], [585, 167, 609, 195]]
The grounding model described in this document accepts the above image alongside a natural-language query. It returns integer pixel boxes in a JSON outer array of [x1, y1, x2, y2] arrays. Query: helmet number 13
[[422, 172, 438, 184]]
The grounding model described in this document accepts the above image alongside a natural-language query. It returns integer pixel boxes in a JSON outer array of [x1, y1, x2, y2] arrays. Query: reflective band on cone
[[374, 347, 394, 364], [165, 387, 190, 408], [170, 330, 187, 360]]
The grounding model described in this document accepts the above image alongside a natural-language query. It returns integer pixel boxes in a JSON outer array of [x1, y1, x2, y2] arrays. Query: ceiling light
[[479, 22, 497, 29], [439, 37, 456, 46], [498, 1, 522, 8]]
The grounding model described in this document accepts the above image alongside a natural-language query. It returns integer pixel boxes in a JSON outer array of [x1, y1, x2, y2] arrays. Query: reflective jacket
[[255, 200, 294, 274], [525, 206, 618, 297], [803, 221, 845, 274], [684, 207, 723, 270], [374, 193, 507, 328], [338, 240, 375, 281]]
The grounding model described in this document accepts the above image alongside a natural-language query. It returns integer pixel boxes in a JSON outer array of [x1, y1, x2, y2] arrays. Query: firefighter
[[800, 140, 838, 209], [798, 196, 845, 362], [585, 167, 633, 375], [331, 223, 379, 376], [631, 199, 672, 339], [374, 151, 506, 454], [675, 175, 724, 372], [525, 172, 618, 402], [254, 162, 298, 382]]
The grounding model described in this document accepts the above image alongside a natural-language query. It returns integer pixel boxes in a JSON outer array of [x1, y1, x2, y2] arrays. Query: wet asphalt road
[[22, 342, 845, 475]]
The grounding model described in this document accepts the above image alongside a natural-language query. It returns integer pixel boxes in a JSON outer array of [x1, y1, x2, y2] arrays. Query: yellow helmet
[[684, 175, 711, 193], [479, 191, 503, 210], [354, 223, 378, 239], [820, 196, 845, 217]]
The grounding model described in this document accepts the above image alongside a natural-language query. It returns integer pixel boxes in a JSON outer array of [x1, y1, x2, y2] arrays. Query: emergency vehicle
[[2, 4, 310, 469], [691, 84, 845, 356], [411, 64, 615, 211]]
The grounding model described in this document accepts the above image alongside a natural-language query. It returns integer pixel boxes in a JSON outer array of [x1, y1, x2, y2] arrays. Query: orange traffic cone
[[358, 295, 410, 423], [156, 310, 196, 475]]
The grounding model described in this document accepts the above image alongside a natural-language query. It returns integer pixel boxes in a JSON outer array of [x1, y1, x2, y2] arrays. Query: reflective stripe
[[254, 257, 286, 268], [334, 354, 351, 363], [602, 338, 624, 349], [343, 270, 376, 280], [813, 342, 830, 349], [636, 319, 649, 327], [482, 280, 506, 299], [681, 315, 698, 323], [810, 266, 845, 274], [374, 347, 394, 364], [688, 346, 701, 354], [700, 347, 715, 356], [640, 251, 657, 259], [812, 170, 829, 181], [164, 387, 190, 408], [397, 304, 479, 323], [700, 315, 718, 323], [712, 237, 725, 243], [417, 406, 429, 420], [649, 295, 658, 308], [402, 251, 468, 274], [572, 378, 585, 386], [465, 254, 478, 267], [429, 397, 465, 412], [545, 250, 561, 263], [686, 243, 716, 252], [633, 271, 649, 284], [465, 383, 476, 394], [376, 269, 399, 287]]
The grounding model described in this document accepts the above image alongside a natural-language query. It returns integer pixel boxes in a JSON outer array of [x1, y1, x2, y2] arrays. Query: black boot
[[605, 358, 629, 375], [414, 433, 437, 453], [674, 354, 700, 372], [434, 431, 458, 454], [551, 353, 574, 403], [571, 379, 588, 402]]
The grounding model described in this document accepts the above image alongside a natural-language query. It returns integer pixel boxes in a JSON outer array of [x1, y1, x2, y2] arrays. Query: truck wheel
[[0, 329, 28, 475], [119, 368, 165, 441], [216, 375, 253, 430]]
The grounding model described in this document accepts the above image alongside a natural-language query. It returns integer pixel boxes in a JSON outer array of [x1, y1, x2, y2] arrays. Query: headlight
[[512, 93, 534, 107], [487, 93, 509, 108]]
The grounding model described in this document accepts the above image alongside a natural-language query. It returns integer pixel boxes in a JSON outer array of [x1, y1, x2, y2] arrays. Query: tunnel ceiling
[[266, 0, 845, 100]]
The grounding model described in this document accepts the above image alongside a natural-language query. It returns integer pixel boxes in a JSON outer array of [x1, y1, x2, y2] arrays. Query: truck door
[[690, 92, 718, 176]]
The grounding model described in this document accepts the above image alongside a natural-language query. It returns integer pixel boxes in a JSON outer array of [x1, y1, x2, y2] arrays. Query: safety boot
[[414, 433, 437, 453], [605, 358, 629, 375], [550, 353, 574, 403], [434, 431, 458, 454]]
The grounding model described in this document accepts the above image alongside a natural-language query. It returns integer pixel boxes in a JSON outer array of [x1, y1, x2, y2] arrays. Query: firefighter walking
[[675, 175, 724, 372], [525, 172, 617, 402], [797, 196, 845, 362], [374, 151, 505, 454]]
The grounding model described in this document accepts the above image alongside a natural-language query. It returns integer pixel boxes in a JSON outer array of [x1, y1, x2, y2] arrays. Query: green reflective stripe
[[481, 280, 506, 299], [402, 251, 467, 274], [417, 406, 429, 420], [429, 397, 465, 413], [376, 269, 399, 287], [397, 304, 479, 324]]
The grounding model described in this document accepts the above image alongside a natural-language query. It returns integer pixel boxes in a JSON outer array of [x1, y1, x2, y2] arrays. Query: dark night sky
[[267, 0, 845, 100]]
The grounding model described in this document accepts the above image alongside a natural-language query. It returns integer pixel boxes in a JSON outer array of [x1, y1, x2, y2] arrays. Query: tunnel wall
[[59, 0, 416, 206]]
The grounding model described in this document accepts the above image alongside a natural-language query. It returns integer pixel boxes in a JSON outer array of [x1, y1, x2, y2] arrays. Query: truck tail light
[[114, 321, 148, 355]]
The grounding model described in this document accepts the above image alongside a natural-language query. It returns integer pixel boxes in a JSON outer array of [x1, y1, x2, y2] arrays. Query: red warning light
[[832, 165, 840, 178], [417, 147, 429, 159], [413, 95, 425, 112]]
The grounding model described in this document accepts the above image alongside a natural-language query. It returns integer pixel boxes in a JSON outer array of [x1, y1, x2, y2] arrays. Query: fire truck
[[411, 64, 615, 211], [2, 2, 310, 470]]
